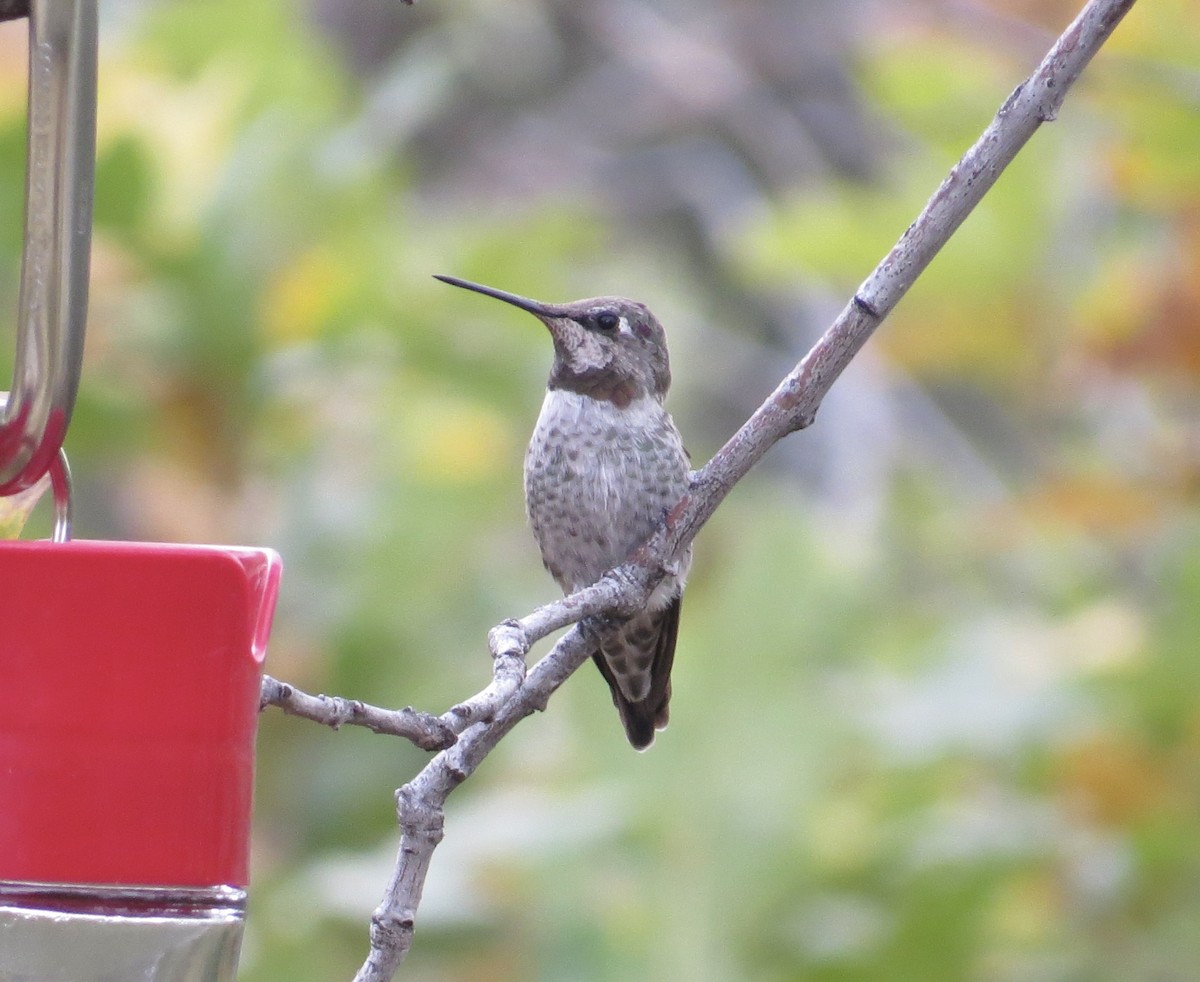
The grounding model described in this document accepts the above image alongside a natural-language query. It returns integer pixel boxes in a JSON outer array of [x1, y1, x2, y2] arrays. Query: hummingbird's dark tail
[[592, 595, 681, 750]]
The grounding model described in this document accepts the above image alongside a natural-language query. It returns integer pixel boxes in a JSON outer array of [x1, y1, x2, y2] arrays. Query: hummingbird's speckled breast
[[524, 389, 691, 600]]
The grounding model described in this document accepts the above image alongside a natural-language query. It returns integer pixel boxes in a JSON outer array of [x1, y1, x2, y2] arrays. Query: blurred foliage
[[2, 0, 1199, 979]]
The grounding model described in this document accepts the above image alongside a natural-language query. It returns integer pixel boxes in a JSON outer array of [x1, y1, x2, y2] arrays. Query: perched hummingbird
[[436, 275, 692, 750]]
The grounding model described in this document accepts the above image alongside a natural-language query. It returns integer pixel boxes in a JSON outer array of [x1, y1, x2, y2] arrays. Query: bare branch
[[355, 623, 600, 982], [261, 573, 637, 745], [260, 675, 455, 752], [344, 1, 1138, 977], [654, 0, 1139, 572], [442, 570, 645, 732]]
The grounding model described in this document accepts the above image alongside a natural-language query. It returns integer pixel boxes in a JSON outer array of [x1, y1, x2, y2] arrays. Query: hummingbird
[[435, 275, 692, 750]]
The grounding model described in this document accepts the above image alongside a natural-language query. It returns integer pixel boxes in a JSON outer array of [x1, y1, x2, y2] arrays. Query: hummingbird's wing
[[592, 594, 681, 750]]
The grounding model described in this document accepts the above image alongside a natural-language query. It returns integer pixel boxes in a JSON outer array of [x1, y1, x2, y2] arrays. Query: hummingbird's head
[[435, 275, 672, 408]]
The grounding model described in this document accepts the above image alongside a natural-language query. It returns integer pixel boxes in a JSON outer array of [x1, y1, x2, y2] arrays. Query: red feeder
[[0, 540, 281, 891]]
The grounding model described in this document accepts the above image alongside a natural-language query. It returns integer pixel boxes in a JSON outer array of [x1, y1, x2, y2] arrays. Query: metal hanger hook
[[0, 0, 97, 495]]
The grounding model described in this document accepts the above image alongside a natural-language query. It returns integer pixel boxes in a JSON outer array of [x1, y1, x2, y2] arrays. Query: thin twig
[[442, 570, 643, 732], [260, 675, 455, 752], [346, 1, 1138, 978]]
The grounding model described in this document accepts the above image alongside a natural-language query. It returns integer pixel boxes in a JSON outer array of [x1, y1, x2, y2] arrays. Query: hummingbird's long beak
[[434, 275, 564, 319]]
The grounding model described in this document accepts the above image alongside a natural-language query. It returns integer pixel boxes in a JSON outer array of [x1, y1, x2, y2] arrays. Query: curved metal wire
[[0, 0, 96, 494], [49, 446, 72, 542]]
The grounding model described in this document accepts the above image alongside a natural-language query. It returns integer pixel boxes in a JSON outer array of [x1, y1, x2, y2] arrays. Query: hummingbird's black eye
[[595, 311, 620, 332]]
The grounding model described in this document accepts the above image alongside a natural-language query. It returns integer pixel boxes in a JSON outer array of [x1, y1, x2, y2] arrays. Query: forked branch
[[267, 0, 1140, 978]]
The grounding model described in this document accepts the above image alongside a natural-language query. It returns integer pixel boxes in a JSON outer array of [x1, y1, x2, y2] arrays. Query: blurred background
[[2, 0, 1199, 978]]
